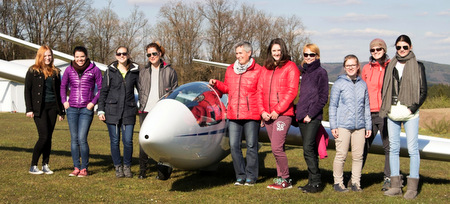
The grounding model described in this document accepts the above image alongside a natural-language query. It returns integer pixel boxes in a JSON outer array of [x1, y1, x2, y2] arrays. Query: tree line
[[1, 0, 309, 83]]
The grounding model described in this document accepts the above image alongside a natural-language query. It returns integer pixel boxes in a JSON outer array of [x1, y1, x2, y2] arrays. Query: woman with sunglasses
[[137, 42, 177, 180], [61, 46, 102, 177], [380, 35, 427, 200], [329, 55, 371, 192], [361, 38, 391, 191], [259, 38, 300, 190], [295, 43, 329, 193], [98, 46, 139, 178]]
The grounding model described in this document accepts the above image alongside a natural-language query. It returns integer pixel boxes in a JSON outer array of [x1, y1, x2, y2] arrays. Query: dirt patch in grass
[[419, 108, 450, 128]]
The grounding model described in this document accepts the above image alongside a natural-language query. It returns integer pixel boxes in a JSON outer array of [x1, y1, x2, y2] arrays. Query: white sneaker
[[29, 165, 44, 175], [42, 164, 54, 174]]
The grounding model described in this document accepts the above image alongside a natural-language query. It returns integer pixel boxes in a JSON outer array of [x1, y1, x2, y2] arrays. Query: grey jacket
[[329, 74, 372, 131], [138, 60, 178, 112]]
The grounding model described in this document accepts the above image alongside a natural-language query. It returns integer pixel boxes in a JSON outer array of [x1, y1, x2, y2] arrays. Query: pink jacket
[[316, 124, 329, 159]]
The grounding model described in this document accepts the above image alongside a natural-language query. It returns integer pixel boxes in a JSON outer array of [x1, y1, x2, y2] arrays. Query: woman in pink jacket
[[258, 38, 300, 190]]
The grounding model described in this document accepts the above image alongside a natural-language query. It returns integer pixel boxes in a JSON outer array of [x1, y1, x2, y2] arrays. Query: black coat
[[24, 68, 65, 117], [98, 62, 139, 125]]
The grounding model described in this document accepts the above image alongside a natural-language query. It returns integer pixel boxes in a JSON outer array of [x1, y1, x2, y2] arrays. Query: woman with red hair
[[25, 45, 65, 174]]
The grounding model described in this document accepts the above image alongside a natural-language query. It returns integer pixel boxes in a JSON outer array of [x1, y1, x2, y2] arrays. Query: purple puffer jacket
[[61, 62, 103, 108]]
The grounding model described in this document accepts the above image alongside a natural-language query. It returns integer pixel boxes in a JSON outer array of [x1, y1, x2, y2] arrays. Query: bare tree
[[115, 5, 148, 63], [199, 0, 236, 63], [86, 1, 119, 63], [155, 0, 203, 83], [276, 15, 309, 64], [0, 0, 27, 60]]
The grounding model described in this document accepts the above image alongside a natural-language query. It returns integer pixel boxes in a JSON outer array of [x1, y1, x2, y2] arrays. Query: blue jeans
[[107, 123, 134, 166], [387, 116, 420, 178], [229, 120, 259, 181], [67, 107, 94, 170]]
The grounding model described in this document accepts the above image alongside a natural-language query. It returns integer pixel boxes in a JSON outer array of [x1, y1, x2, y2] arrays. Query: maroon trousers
[[264, 116, 292, 179]]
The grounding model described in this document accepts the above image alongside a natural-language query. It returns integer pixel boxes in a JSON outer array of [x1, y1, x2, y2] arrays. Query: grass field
[[0, 112, 449, 203]]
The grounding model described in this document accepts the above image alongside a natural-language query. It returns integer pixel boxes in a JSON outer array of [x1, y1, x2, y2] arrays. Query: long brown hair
[[31, 45, 59, 78], [264, 38, 291, 70]]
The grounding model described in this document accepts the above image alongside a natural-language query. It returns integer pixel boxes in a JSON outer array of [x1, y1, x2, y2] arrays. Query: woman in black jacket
[[98, 46, 139, 178], [25, 45, 65, 174]]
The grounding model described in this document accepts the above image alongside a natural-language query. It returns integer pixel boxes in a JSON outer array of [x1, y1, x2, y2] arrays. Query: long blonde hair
[[31, 45, 59, 78]]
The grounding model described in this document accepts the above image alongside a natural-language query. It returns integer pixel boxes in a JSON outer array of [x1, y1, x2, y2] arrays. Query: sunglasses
[[370, 48, 383, 52], [147, 52, 159, 57], [303, 53, 316, 57], [396, 45, 409, 51], [115, 52, 128, 56]]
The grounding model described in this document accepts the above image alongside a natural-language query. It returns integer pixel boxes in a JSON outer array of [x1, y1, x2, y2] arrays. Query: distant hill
[[322, 60, 450, 85]]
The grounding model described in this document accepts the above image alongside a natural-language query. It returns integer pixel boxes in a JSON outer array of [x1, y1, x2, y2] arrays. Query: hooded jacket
[[214, 59, 262, 120], [361, 57, 390, 112], [138, 60, 178, 112], [295, 59, 329, 121], [60, 62, 103, 108], [97, 61, 139, 125], [258, 60, 300, 117], [329, 74, 372, 131]]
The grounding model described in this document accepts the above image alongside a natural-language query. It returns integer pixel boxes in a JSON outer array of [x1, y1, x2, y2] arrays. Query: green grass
[[0, 112, 449, 203]]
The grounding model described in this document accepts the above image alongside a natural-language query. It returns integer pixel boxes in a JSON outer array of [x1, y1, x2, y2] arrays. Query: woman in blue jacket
[[98, 46, 139, 178], [329, 55, 372, 192]]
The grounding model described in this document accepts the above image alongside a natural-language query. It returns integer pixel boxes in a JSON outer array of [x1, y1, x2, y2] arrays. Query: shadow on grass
[[0, 145, 116, 174]]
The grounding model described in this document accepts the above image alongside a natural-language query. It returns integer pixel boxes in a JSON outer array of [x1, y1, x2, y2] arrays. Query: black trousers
[[299, 119, 322, 185], [139, 112, 149, 171], [362, 112, 390, 178], [31, 102, 58, 166]]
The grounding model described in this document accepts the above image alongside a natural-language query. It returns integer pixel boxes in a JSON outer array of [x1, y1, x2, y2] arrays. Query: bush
[[424, 117, 450, 134], [422, 95, 450, 109]]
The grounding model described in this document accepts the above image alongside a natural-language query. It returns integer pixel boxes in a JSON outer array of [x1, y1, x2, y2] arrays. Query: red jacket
[[214, 60, 262, 120], [361, 58, 390, 112], [258, 60, 300, 116]]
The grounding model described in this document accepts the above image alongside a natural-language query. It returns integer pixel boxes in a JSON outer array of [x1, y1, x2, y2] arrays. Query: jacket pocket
[[105, 99, 118, 114]]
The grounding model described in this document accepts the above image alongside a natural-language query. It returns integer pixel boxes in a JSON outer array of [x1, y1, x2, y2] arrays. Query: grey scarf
[[380, 51, 421, 117], [233, 58, 253, 74]]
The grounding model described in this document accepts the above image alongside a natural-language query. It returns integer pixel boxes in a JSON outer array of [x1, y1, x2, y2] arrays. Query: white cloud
[[424, 32, 446, 38], [329, 13, 389, 23], [326, 28, 400, 38], [437, 9, 450, 16], [438, 37, 450, 44], [310, 0, 362, 5], [416, 12, 428, 16]]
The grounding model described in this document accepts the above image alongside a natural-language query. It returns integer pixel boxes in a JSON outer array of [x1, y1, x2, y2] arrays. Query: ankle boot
[[404, 177, 419, 200], [384, 175, 402, 196]]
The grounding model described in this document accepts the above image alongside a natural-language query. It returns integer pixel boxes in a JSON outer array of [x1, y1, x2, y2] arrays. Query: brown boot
[[384, 175, 402, 196], [404, 177, 419, 200]]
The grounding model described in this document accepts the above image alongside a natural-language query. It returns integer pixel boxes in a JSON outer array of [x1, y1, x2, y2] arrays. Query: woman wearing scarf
[[295, 44, 329, 193], [209, 41, 262, 186], [380, 35, 427, 200], [61, 46, 103, 177]]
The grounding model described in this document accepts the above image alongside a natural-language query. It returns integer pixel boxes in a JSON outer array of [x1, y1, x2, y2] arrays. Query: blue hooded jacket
[[329, 74, 372, 131]]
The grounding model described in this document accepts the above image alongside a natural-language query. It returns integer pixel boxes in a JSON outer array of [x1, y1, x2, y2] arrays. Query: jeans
[[299, 119, 322, 185], [229, 120, 259, 181], [31, 102, 58, 166], [387, 116, 420, 178], [139, 113, 149, 171], [264, 116, 292, 179], [67, 107, 93, 170], [363, 112, 390, 178], [107, 122, 134, 166]]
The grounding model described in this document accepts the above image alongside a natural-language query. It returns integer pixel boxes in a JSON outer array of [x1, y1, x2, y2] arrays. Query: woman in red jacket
[[210, 41, 262, 186], [258, 38, 300, 190]]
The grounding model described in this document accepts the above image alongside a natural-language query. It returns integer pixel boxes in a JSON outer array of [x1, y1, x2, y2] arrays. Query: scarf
[[72, 58, 91, 74], [233, 58, 253, 74], [380, 51, 421, 117]]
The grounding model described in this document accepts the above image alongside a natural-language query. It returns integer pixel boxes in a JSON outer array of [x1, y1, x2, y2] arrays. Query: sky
[[93, 0, 450, 65]]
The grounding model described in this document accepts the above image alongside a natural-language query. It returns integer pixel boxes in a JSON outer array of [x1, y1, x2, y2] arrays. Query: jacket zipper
[[268, 69, 275, 112], [237, 74, 242, 119]]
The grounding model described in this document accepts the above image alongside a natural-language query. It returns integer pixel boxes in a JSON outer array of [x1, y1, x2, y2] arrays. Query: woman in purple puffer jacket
[[61, 46, 102, 177]]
